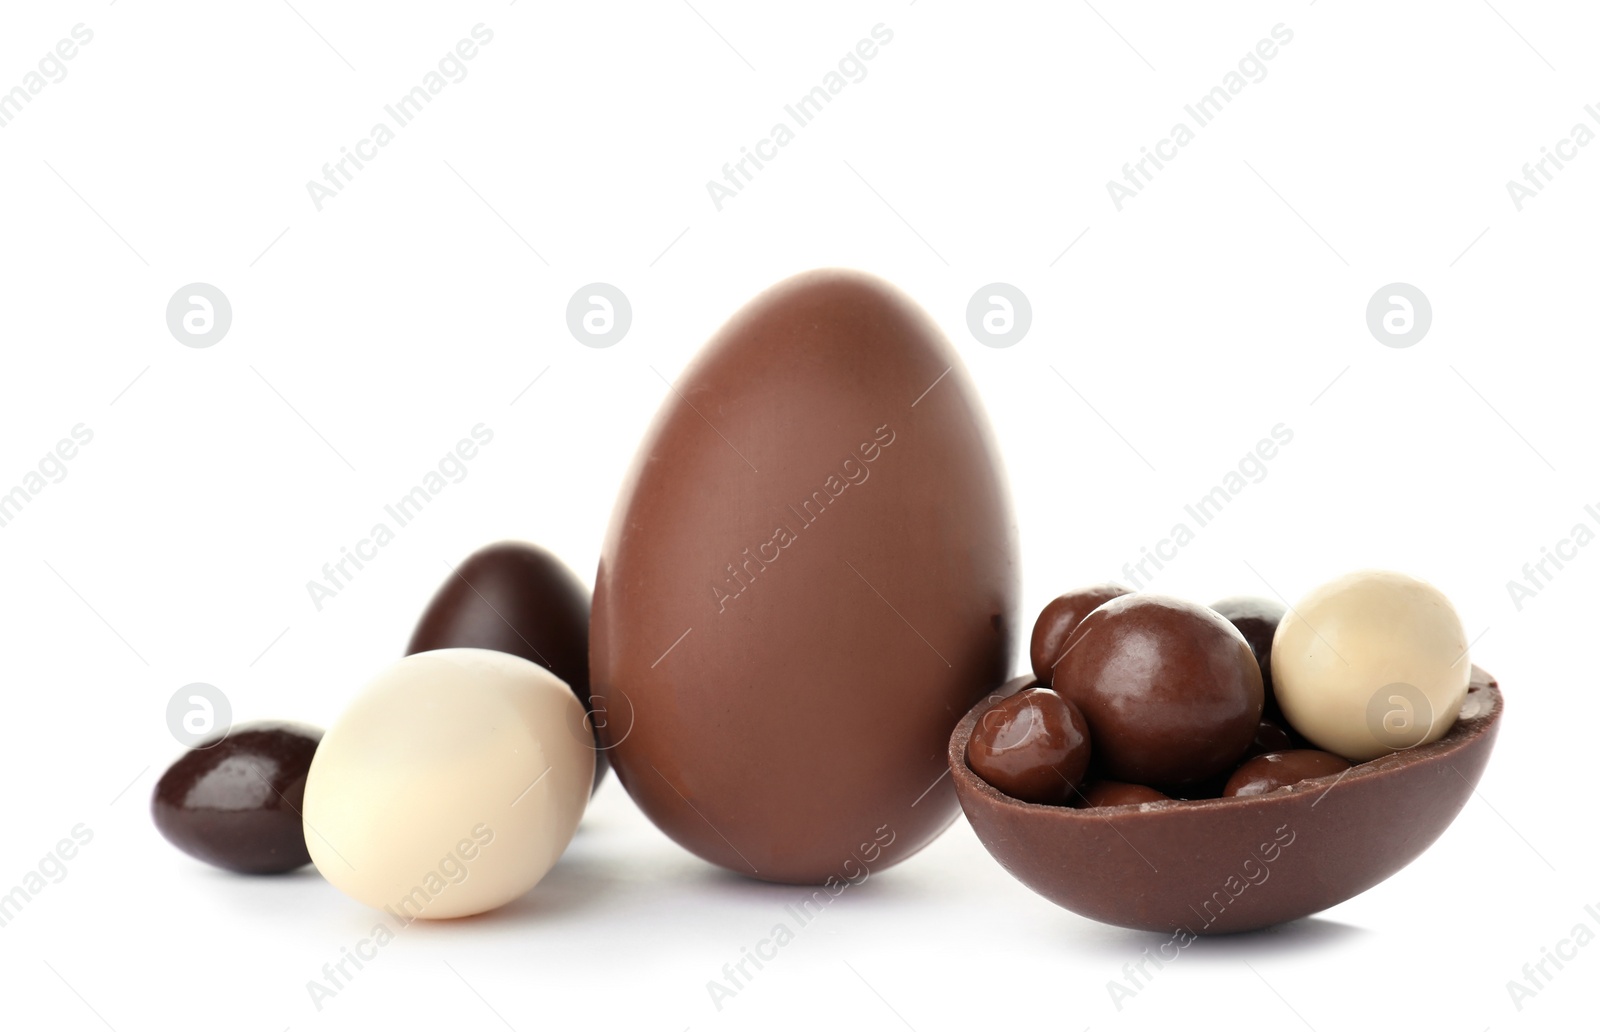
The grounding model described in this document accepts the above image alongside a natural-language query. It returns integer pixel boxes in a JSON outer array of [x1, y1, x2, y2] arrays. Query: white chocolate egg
[[302, 648, 593, 919]]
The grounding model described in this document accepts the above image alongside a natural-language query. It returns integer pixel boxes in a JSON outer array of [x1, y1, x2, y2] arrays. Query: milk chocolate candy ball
[[1272, 570, 1470, 762], [592, 270, 1017, 884], [1210, 595, 1286, 718], [1224, 749, 1350, 798], [408, 541, 605, 790], [965, 687, 1090, 804], [152, 721, 322, 874], [303, 649, 593, 919], [1078, 780, 1169, 807], [1058, 594, 1262, 786], [1029, 583, 1130, 684]]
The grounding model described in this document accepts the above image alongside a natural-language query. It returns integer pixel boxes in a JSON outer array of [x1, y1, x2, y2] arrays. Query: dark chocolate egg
[[408, 541, 605, 790], [1029, 583, 1130, 684], [592, 270, 1018, 884], [152, 721, 322, 874]]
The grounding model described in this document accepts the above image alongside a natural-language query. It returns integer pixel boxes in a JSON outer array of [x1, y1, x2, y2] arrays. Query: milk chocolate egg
[[152, 721, 322, 873], [592, 270, 1018, 884], [408, 541, 605, 789]]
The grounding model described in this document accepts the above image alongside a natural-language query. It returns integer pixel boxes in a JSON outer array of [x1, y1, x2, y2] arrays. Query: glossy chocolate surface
[[592, 270, 1018, 884], [408, 541, 605, 790], [966, 687, 1090, 804], [1029, 583, 1130, 684], [1057, 594, 1262, 786], [1211, 595, 1287, 720], [152, 721, 322, 874], [1244, 719, 1298, 759], [1079, 780, 1170, 807], [950, 666, 1502, 933], [1224, 749, 1351, 797]]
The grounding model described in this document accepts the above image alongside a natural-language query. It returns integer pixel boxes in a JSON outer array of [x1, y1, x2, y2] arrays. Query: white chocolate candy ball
[[303, 648, 594, 919], [1271, 570, 1470, 762]]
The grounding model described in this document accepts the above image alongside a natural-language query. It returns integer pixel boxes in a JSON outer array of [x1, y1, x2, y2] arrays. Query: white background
[[1, 1, 1595, 1029]]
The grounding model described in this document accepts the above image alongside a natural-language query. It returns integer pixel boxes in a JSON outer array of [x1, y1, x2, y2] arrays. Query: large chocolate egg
[[592, 270, 1018, 884], [407, 541, 605, 789]]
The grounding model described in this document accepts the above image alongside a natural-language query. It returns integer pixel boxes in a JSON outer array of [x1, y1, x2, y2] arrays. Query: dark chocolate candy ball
[[1223, 749, 1351, 798], [1078, 780, 1170, 807], [1210, 595, 1286, 719], [152, 721, 322, 874], [1029, 583, 1131, 684], [1243, 719, 1297, 760], [409, 541, 606, 790], [965, 687, 1091, 804], [1058, 594, 1263, 787]]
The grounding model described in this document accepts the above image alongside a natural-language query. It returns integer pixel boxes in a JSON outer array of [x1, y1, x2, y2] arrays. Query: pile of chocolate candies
[[152, 542, 603, 918], [965, 570, 1473, 806]]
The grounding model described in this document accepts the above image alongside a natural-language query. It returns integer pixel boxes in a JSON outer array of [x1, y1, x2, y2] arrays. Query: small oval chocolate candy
[[152, 721, 322, 874], [1223, 749, 1351, 798], [1077, 780, 1170, 807]]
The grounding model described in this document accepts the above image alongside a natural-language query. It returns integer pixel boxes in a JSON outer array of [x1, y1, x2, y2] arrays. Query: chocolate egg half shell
[[950, 668, 1502, 933], [408, 541, 605, 790], [592, 270, 1018, 884]]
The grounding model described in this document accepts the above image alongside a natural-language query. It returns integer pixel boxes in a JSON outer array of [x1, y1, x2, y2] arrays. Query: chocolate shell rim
[[948, 668, 1503, 816]]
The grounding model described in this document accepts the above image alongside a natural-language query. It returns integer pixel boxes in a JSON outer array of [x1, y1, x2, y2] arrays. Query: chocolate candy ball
[[965, 687, 1091, 804], [1243, 719, 1297, 759], [1058, 594, 1263, 787], [152, 721, 322, 874], [1271, 570, 1470, 762], [1210, 595, 1286, 717], [1223, 749, 1350, 798], [1029, 583, 1130, 684], [1078, 780, 1169, 807]]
